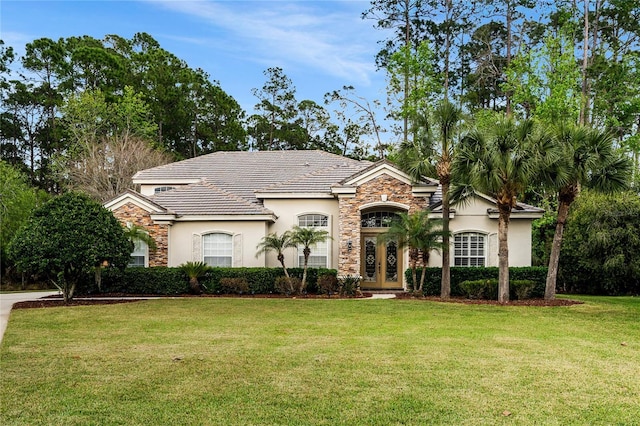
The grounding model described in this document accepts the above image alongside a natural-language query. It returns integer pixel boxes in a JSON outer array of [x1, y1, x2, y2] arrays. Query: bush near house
[[77, 267, 337, 295], [406, 267, 548, 298], [459, 278, 537, 300]]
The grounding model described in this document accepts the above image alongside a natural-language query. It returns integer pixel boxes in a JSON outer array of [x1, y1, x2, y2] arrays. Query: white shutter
[[488, 233, 498, 267], [192, 233, 202, 262], [233, 234, 242, 267]]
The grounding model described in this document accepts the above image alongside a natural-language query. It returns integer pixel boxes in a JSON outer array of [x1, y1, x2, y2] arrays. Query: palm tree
[[290, 226, 330, 294], [256, 231, 295, 294], [453, 118, 555, 302], [122, 223, 158, 252], [543, 125, 632, 300], [180, 261, 211, 295], [379, 210, 447, 294], [396, 100, 462, 299]]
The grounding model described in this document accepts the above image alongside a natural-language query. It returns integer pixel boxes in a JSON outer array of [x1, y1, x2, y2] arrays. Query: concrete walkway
[[0, 291, 59, 344]]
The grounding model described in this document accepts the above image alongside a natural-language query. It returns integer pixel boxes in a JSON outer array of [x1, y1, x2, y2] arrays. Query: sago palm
[[542, 124, 632, 299], [290, 226, 330, 294], [180, 261, 211, 295]]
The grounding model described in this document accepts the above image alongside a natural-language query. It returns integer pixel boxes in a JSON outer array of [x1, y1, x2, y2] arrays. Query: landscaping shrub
[[318, 274, 339, 296], [274, 276, 300, 295], [79, 266, 338, 296], [406, 267, 547, 298], [558, 191, 640, 296], [338, 275, 362, 297], [460, 279, 498, 299], [90, 267, 188, 294], [219, 277, 250, 294], [511, 280, 536, 300]]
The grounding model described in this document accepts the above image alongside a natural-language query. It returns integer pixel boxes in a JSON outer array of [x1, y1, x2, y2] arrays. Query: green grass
[[1, 296, 639, 425]]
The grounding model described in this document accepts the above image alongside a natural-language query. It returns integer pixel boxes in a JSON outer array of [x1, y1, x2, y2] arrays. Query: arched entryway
[[360, 209, 404, 290]]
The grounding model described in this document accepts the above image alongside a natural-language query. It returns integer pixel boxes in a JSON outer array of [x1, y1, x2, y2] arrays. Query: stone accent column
[[112, 203, 169, 267], [337, 174, 430, 277]]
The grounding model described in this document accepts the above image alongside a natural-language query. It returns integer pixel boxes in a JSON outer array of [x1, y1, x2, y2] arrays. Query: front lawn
[[1, 296, 639, 425]]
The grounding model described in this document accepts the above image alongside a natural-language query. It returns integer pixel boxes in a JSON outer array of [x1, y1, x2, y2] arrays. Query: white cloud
[[142, 0, 377, 85]]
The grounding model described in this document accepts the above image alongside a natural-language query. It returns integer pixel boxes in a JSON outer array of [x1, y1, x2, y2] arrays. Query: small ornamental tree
[[8, 192, 132, 302]]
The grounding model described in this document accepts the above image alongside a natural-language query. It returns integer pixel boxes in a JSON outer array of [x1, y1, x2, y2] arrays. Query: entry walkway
[[0, 291, 58, 344]]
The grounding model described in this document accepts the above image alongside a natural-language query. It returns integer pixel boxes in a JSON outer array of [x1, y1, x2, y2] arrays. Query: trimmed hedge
[[459, 278, 538, 300], [78, 266, 337, 295], [405, 267, 548, 298]]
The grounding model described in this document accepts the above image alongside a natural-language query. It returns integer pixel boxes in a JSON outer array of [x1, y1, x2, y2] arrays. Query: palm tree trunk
[[545, 199, 572, 300], [419, 251, 429, 293], [441, 181, 451, 299], [498, 207, 510, 303]]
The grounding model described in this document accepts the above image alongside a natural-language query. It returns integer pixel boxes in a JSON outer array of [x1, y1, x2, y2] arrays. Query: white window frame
[[296, 213, 330, 268], [203, 233, 233, 267], [454, 232, 487, 267], [128, 239, 148, 267]]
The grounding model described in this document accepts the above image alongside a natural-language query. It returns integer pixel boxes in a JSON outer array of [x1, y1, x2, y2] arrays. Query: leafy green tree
[[559, 191, 640, 295], [256, 231, 296, 293], [543, 125, 632, 299], [0, 161, 48, 277], [379, 210, 446, 293], [249, 67, 300, 151], [8, 192, 132, 302], [397, 100, 462, 299], [453, 119, 556, 302], [290, 226, 330, 294]]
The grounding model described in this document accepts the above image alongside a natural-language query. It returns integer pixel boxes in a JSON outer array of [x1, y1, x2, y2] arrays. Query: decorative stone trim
[[112, 202, 169, 267], [338, 174, 430, 276]]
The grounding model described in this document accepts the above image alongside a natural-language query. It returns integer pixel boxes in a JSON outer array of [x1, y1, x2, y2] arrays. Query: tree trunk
[[497, 206, 511, 303], [190, 277, 202, 295], [545, 199, 572, 300], [278, 253, 293, 293], [440, 180, 451, 299], [409, 247, 418, 292], [419, 251, 429, 293], [579, 0, 590, 126], [301, 248, 310, 293], [505, 1, 513, 117]]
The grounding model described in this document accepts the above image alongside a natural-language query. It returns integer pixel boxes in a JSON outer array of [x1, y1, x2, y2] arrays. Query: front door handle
[[378, 262, 381, 273]]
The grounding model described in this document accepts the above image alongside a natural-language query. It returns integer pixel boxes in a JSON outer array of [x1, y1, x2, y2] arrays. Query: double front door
[[360, 232, 403, 289]]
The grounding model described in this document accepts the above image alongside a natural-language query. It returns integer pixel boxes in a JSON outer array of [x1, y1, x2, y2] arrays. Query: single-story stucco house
[[105, 150, 543, 290]]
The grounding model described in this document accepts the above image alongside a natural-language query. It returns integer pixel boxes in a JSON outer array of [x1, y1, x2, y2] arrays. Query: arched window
[[454, 232, 487, 267], [361, 210, 400, 228], [297, 214, 329, 268], [203, 233, 233, 267]]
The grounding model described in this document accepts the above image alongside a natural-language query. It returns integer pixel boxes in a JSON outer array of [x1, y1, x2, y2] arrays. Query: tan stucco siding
[[263, 198, 340, 269], [168, 221, 267, 267], [429, 196, 535, 267]]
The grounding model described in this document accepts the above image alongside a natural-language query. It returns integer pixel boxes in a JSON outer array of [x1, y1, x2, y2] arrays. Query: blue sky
[[1, 0, 391, 129]]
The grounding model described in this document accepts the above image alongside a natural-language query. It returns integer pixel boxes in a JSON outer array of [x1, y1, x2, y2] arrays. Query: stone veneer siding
[[338, 174, 430, 276], [112, 203, 169, 267]]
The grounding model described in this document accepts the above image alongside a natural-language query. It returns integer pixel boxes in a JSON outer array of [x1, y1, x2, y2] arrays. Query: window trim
[[296, 213, 330, 268], [202, 232, 234, 268], [453, 231, 487, 267]]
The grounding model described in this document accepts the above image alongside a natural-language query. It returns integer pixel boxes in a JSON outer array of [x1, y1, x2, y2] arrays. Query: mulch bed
[[13, 292, 582, 309], [12, 292, 374, 309], [394, 293, 583, 306]]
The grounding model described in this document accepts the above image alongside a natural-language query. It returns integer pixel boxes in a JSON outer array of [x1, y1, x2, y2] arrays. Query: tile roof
[[151, 180, 274, 216], [134, 150, 373, 215]]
